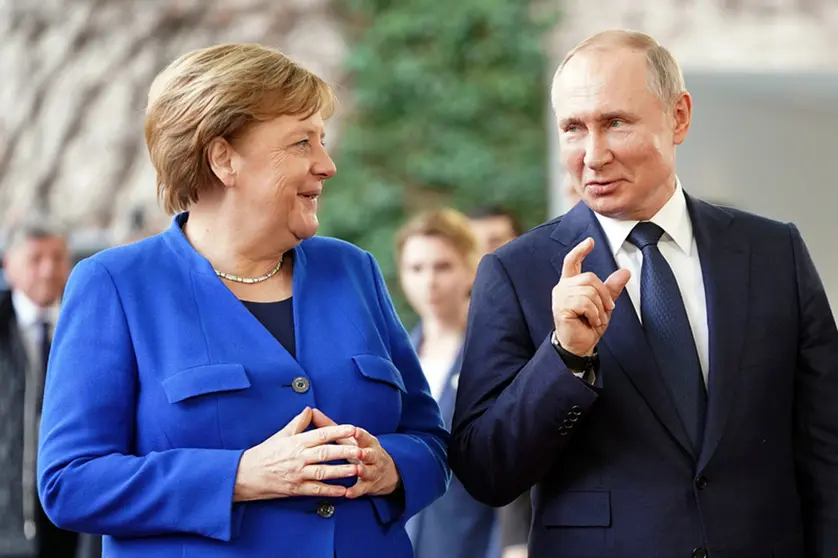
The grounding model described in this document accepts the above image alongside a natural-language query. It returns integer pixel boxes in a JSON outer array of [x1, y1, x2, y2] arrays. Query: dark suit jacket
[[449, 197, 838, 558], [0, 291, 80, 558], [37, 215, 449, 558], [406, 326, 498, 558]]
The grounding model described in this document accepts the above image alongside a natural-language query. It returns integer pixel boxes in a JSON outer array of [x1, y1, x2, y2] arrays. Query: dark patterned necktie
[[40, 320, 51, 377], [628, 222, 707, 452]]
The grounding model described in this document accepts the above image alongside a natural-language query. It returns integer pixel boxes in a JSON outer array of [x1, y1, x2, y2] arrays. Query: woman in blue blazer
[[36, 44, 450, 558], [396, 210, 499, 558]]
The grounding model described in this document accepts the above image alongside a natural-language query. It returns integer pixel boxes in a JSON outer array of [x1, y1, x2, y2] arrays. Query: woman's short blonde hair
[[395, 208, 480, 272], [144, 43, 336, 214]]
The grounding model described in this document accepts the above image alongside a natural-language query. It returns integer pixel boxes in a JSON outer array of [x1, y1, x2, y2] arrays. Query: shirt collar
[[11, 289, 60, 329], [593, 177, 693, 256]]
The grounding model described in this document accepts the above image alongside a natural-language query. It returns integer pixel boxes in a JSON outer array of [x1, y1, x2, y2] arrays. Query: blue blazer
[[450, 197, 838, 558], [37, 215, 451, 558], [405, 326, 498, 558]]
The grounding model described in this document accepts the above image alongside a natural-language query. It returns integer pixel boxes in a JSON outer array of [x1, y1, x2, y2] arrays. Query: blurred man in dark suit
[[467, 207, 521, 259], [467, 206, 531, 558], [0, 221, 77, 558]]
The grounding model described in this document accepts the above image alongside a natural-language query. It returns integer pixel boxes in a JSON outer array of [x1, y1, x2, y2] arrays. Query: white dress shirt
[[419, 355, 454, 402], [12, 290, 59, 373], [593, 179, 710, 384]]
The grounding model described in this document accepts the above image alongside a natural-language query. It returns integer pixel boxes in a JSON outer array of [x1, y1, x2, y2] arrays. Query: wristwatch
[[551, 330, 599, 381]]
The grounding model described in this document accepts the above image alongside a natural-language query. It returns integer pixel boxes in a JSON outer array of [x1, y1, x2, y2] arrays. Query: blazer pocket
[[347, 355, 405, 434], [542, 490, 611, 527], [162, 363, 251, 404], [351, 355, 407, 393]]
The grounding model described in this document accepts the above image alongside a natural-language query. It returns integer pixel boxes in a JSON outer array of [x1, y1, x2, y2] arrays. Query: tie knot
[[628, 221, 665, 250]]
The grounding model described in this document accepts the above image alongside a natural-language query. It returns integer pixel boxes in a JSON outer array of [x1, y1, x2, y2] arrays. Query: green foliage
[[320, 0, 557, 327]]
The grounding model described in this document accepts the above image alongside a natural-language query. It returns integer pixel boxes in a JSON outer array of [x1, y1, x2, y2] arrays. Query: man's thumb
[[605, 268, 631, 300]]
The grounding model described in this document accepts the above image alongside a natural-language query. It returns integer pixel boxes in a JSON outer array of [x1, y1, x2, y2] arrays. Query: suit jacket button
[[292, 377, 311, 394], [692, 547, 708, 558], [571, 405, 582, 413], [317, 501, 335, 518], [695, 476, 708, 490]]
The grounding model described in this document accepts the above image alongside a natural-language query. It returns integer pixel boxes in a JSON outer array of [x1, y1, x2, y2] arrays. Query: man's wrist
[[551, 331, 599, 382]]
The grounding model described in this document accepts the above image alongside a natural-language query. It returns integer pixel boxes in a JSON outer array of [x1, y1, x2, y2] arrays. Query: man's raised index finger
[[561, 237, 595, 278]]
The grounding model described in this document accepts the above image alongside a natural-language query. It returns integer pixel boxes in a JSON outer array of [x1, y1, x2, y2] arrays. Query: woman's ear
[[207, 137, 237, 188]]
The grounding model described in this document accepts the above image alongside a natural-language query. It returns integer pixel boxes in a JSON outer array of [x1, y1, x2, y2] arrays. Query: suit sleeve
[[789, 224, 838, 557], [449, 253, 599, 507], [38, 259, 245, 540], [365, 252, 451, 524]]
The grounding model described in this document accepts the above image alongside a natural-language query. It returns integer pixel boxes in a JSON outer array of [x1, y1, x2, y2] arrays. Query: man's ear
[[672, 91, 692, 146]]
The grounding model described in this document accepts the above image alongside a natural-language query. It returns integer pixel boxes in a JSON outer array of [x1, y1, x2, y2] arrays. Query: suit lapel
[[689, 198, 750, 470], [550, 203, 695, 458], [0, 292, 28, 372]]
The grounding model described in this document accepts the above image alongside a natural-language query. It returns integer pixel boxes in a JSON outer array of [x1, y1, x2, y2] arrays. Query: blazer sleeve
[[448, 253, 599, 507], [38, 259, 245, 541], [789, 224, 838, 558], [364, 252, 451, 525]]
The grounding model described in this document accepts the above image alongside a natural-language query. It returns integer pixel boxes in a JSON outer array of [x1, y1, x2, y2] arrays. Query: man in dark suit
[[0, 221, 78, 558], [449, 29, 838, 558]]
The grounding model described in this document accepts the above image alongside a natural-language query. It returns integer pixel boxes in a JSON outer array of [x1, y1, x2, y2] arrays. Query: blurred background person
[[36, 43, 449, 558], [398, 208, 499, 558], [466, 206, 522, 258], [466, 206, 529, 558], [0, 221, 76, 558]]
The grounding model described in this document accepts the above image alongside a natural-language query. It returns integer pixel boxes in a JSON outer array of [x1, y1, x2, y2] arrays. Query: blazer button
[[292, 377, 310, 394], [692, 547, 708, 558], [571, 405, 582, 413], [695, 476, 708, 490], [316, 501, 335, 518]]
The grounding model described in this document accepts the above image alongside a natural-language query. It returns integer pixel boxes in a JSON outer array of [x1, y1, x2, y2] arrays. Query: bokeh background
[[2, 0, 837, 323]]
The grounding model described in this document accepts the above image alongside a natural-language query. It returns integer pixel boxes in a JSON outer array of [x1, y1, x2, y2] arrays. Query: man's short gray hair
[[551, 29, 686, 109], [5, 219, 67, 251]]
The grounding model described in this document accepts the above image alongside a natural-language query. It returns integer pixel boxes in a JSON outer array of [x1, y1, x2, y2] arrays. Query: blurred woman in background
[[398, 209, 499, 558]]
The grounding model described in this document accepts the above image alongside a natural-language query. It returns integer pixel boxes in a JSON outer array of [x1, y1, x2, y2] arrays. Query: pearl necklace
[[214, 255, 284, 284]]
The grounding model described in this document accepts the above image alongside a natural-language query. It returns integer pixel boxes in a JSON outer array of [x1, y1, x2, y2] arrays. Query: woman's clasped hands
[[234, 407, 400, 502]]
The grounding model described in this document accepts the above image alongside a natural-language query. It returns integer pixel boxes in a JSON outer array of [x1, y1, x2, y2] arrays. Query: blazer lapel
[[550, 203, 695, 458], [163, 214, 301, 370], [689, 198, 750, 470]]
